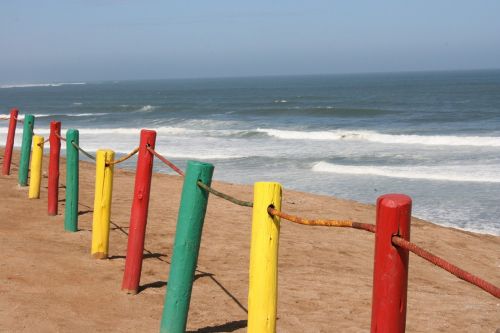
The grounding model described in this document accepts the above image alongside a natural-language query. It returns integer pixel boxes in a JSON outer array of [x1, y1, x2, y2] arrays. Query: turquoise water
[[1, 70, 499, 234]]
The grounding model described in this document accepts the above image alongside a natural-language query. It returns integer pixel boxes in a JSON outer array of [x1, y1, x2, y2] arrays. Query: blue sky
[[1, 1, 499, 83]]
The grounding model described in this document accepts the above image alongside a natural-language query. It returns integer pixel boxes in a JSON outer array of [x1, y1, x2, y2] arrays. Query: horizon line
[[2, 67, 499, 86]]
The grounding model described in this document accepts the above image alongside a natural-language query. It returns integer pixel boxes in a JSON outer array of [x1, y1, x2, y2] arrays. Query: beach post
[[2, 108, 19, 176], [371, 194, 412, 333], [28, 135, 44, 199], [121, 129, 156, 294], [91, 149, 115, 259], [64, 129, 79, 232], [160, 160, 214, 333], [48, 121, 61, 215], [18, 114, 35, 186], [248, 182, 282, 333]]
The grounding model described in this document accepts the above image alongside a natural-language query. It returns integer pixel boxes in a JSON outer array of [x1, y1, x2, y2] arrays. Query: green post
[[18, 114, 35, 186], [65, 129, 79, 232], [160, 161, 214, 333]]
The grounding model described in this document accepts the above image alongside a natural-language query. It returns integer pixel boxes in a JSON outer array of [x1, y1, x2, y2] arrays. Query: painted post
[[91, 149, 115, 259], [121, 129, 156, 294], [370, 194, 412, 333], [2, 108, 19, 176], [28, 136, 44, 199], [160, 161, 214, 333], [64, 129, 79, 232], [248, 182, 282, 333], [18, 114, 35, 186], [48, 121, 61, 215]]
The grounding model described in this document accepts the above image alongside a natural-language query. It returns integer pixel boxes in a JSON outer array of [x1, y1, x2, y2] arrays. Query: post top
[[377, 193, 412, 208], [186, 160, 214, 168]]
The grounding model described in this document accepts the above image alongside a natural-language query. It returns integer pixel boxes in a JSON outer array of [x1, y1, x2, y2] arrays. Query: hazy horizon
[[2, 67, 500, 86]]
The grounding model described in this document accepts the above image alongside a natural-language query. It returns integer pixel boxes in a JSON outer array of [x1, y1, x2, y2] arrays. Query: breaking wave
[[0, 82, 86, 89], [257, 128, 500, 147], [312, 161, 500, 183]]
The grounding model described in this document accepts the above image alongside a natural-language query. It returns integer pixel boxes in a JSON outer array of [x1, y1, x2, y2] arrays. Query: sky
[[1, 0, 499, 83]]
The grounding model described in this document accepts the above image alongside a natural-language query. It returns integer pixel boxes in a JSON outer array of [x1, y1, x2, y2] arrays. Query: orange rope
[[55, 133, 66, 141], [267, 207, 376, 233], [37, 137, 50, 146], [146, 146, 185, 176], [392, 236, 500, 298], [107, 147, 139, 166]]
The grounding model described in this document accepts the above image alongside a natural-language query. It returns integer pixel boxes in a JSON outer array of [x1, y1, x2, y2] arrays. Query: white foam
[[0, 82, 86, 89], [273, 99, 288, 103], [16, 114, 51, 119], [136, 105, 157, 112], [0, 113, 108, 120], [70, 113, 109, 117], [155, 150, 245, 160], [257, 128, 500, 147], [312, 161, 500, 183]]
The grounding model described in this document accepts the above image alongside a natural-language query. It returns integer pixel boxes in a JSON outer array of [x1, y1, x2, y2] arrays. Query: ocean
[[1, 70, 499, 235]]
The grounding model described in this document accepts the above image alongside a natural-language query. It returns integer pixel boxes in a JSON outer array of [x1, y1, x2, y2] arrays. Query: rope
[[197, 181, 254, 207], [146, 146, 185, 176], [392, 236, 500, 298], [267, 207, 498, 298], [37, 137, 50, 146], [147, 146, 253, 207], [268, 207, 376, 233], [106, 147, 139, 166], [71, 141, 96, 160], [55, 133, 66, 141]]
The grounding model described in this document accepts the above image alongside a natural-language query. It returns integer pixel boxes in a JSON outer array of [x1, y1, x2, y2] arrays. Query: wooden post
[[371, 194, 412, 333], [2, 108, 19, 176], [248, 182, 282, 333], [121, 129, 156, 294], [18, 114, 35, 186], [48, 121, 61, 215], [28, 135, 44, 199], [64, 129, 79, 232], [160, 161, 214, 333], [91, 149, 115, 259]]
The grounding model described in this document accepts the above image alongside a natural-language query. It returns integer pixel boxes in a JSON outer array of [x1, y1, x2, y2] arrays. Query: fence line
[[392, 236, 500, 298], [106, 147, 139, 166], [71, 141, 96, 160]]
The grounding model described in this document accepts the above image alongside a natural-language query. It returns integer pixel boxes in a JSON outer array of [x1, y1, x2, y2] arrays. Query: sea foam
[[312, 161, 500, 183], [0, 82, 86, 89], [257, 128, 500, 147], [135, 105, 158, 112]]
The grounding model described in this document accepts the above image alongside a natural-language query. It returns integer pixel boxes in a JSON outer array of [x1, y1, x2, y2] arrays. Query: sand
[[0, 147, 498, 332]]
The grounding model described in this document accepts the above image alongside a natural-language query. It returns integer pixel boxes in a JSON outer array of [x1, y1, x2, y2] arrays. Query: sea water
[[1, 70, 499, 235]]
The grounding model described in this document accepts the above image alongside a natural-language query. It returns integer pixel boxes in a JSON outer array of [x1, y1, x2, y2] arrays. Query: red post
[[121, 129, 156, 294], [2, 108, 19, 175], [48, 121, 61, 215], [371, 194, 412, 333]]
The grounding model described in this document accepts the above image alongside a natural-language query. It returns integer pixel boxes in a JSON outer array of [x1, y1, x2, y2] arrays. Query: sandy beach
[[0, 147, 498, 332]]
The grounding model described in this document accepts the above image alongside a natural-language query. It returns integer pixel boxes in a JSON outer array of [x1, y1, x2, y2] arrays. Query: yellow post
[[248, 182, 282, 333], [28, 135, 44, 199], [91, 149, 115, 259]]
